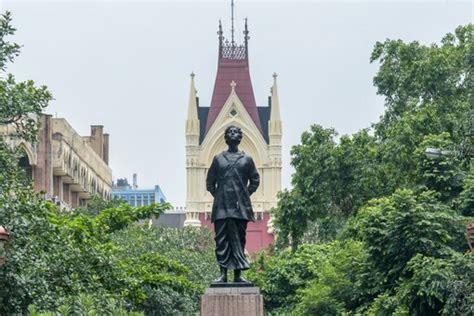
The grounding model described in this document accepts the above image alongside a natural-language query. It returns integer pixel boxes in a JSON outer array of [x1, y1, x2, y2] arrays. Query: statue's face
[[225, 126, 242, 145]]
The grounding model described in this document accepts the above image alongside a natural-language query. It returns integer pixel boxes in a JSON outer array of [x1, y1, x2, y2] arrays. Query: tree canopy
[[256, 24, 474, 315], [273, 24, 473, 249]]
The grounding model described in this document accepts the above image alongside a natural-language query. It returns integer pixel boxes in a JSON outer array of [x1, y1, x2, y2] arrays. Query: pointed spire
[[187, 72, 198, 119], [186, 72, 199, 137], [269, 72, 282, 140], [270, 73, 281, 121]]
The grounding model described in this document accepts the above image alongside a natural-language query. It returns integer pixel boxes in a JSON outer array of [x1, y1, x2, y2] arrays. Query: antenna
[[231, 0, 235, 46]]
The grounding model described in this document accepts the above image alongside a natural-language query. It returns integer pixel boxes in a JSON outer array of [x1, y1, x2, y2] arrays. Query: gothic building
[[184, 19, 282, 252]]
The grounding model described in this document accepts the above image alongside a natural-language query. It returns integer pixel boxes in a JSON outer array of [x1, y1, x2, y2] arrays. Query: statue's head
[[224, 125, 243, 146]]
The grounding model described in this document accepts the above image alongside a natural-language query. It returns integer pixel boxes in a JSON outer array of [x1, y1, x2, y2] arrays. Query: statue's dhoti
[[214, 218, 250, 270]]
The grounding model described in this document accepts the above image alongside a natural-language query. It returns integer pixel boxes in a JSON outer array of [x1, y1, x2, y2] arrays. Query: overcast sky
[[1, 0, 472, 206]]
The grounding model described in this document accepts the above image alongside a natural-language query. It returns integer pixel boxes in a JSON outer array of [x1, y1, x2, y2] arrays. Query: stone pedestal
[[201, 284, 264, 316]]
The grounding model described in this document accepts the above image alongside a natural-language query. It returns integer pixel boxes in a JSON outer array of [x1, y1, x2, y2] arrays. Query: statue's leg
[[213, 219, 230, 283], [225, 219, 250, 283]]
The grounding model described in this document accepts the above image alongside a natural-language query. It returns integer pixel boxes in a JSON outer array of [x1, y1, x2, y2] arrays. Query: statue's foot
[[234, 276, 252, 284], [234, 269, 252, 284], [212, 267, 228, 283], [212, 274, 228, 283]]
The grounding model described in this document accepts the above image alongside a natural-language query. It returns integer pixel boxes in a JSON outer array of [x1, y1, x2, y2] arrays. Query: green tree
[[273, 24, 473, 249], [0, 11, 55, 313], [354, 189, 466, 286], [273, 127, 388, 248], [397, 252, 474, 315], [266, 24, 473, 315], [372, 24, 472, 187], [351, 189, 469, 314]]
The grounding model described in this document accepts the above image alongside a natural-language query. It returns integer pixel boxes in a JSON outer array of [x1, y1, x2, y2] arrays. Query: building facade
[[112, 176, 185, 228], [0, 114, 112, 209], [184, 20, 282, 252], [150, 206, 186, 229], [112, 176, 167, 207]]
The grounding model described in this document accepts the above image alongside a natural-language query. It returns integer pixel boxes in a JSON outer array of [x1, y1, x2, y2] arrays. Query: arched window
[[18, 154, 33, 180]]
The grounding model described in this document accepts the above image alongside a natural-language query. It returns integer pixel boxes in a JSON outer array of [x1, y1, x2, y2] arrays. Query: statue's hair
[[224, 125, 243, 143]]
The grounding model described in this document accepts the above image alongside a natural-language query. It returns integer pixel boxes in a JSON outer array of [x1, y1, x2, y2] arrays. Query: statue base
[[210, 281, 255, 288], [201, 286, 264, 316]]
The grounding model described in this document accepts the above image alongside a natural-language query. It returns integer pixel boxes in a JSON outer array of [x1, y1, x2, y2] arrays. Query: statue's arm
[[247, 157, 260, 195], [206, 156, 218, 197]]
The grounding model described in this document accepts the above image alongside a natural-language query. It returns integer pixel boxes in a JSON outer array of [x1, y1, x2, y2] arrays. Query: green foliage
[[76, 194, 126, 216], [273, 24, 473, 249], [354, 189, 465, 286], [111, 225, 218, 286], [272, 189, 308, 250], [0, 14, 55, 311], [458, 164, 474, 216], [349, 189, 470, 314], [93, 202, 170, 235], [0, 188, 213, 314], [371, 24, 472, 143], [247, 244, 327, 313], [266, 25, 474, 315], [273, 127, 388, 248], [415, 133, 466, 201], [111, 226, 217, 314], [118, 252, 200, 314], [397, 252, 474, 315], [294, 240, 367, 315], [365, 293, 408, 316], [0, 11, 20, 72], [262, 189, 472, 315], [28, 294, 144, 316]]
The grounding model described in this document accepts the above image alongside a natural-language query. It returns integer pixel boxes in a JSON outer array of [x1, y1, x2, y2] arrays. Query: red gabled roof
[[204, 22, 262, 136]]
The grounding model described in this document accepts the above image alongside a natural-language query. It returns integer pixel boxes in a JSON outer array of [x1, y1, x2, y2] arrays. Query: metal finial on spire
[[244, 17, 249, 41], [190, 72, 195, 79], [231, 0, 235, 46], [218, 20, 223, 37]]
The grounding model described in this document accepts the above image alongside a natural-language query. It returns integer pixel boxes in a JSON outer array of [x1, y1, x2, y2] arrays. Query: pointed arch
[[200, 90, 268, 167], [17, 141, 36, 166]]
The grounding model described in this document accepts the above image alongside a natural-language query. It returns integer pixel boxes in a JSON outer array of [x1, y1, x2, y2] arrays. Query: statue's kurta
[[207, 151, 260, 222], [206, 150, 260, 271]]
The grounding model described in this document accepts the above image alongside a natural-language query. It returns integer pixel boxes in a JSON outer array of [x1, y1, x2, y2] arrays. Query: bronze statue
[[206, 125, 260, 284]]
